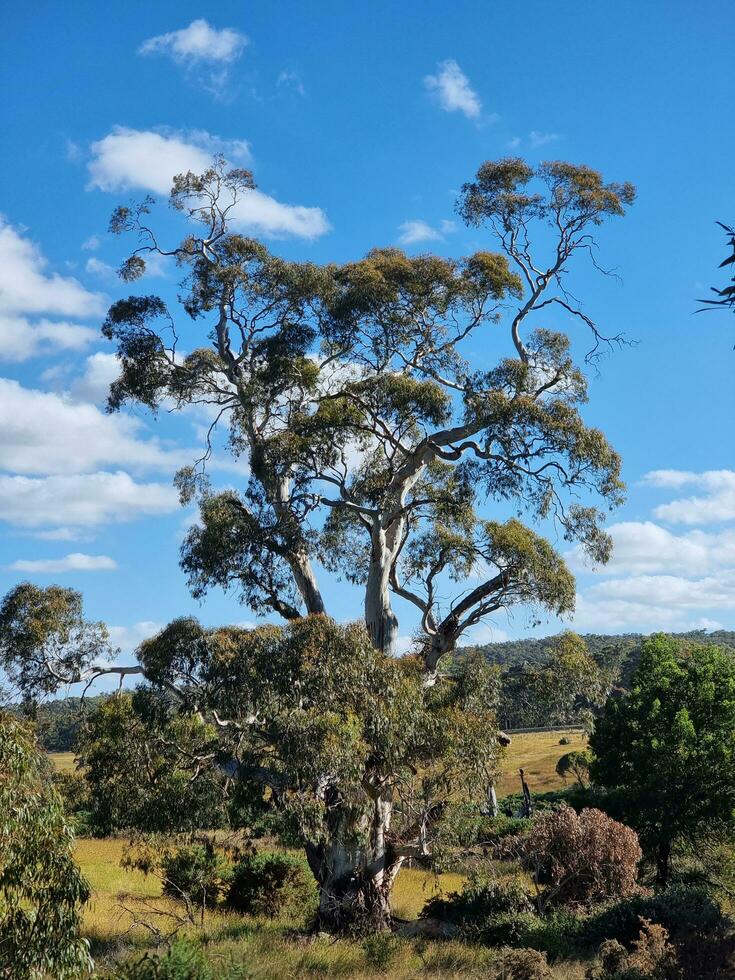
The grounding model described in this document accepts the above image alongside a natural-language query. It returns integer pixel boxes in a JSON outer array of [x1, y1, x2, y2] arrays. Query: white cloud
[[8, 553, 117, 573], [0, 218, 105, 318], [506, 136, 521, 150], [0, 471, 178, 529], [85, 256, 116, 279], [108, 620, 162, 654], [81, 234, 101, 251], [397, 220, 442, 245], [88, 127, 329, 240], [529, 131, 560, 148], [0, 379, 187, 475], [0, 315, 97, 362], [424, 60, 482, 119], [139, 19, 248, 64], [644, 470, 735, 524], [70, 351, 121, 404], [567, 521, 735, 577]]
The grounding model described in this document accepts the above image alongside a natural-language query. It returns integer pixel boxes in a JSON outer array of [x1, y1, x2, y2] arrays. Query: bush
[[499, 806, 642, 911], [494, 947, 552, 980], [227, 852, 316, 918], [559, 737, 571, 745], [422, 870, 533, 925], [582, 882, 725, 948], [362, 932, 401, 970], [586, 919, 678, 980], [161, 841, 232, 906], [107, 938, 213, 979]]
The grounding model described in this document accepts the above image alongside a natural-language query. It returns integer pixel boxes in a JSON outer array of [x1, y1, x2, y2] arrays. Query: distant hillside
[[461, 629, 735, 691]]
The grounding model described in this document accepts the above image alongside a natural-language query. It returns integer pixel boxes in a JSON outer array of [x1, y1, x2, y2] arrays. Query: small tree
[[590, 634, 735, 884], [0, 713, 91, 979], [556, 749, 593, 787]]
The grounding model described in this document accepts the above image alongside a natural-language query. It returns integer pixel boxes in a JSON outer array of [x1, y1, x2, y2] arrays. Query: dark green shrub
[[227, 852, 316, 918], [161, 842, 232, 906], [582, 883, 724, 948], [422, 870, 533, 924]]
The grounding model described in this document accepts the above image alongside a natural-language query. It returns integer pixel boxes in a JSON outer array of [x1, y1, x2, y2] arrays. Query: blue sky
[[1, 1, 734, 673]]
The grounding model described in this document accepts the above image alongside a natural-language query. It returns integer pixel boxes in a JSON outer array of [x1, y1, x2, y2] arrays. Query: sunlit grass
[[60, 730, 591, 975]]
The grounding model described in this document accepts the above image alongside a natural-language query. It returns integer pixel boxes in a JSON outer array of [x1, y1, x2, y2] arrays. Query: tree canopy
[[590, 634, 735, 883], [101, 155, 633, 669], [0, 713, 91, 979]]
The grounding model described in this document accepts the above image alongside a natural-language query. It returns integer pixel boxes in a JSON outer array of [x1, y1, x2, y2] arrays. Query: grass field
[[52, 730, 589, 976]]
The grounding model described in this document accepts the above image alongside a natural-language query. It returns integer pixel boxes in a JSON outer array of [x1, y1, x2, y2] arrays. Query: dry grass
[[496, 729, 587, 797], [57, 730, 590, 975]]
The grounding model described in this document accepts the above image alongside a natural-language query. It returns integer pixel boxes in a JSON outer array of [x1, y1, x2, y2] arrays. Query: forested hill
[[461, 629, 735, 689]]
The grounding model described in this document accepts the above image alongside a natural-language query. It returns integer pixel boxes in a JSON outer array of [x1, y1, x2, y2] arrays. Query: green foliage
[[495, 633, 610, 729], [77, 690, 229, 835], [0, 712, 91, 979], [422, 869, 534, 926], [556, 749, 593, 787], [226, 852, 317, 918], [160, 842, 233, 906], [361, 932, 402, 970], [0, 582, 112, 698], [590, 635, 735, 882]]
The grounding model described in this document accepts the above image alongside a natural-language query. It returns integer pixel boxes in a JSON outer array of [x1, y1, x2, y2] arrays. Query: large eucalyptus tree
[[0, 156, 633, 929], [104, 156, 631, 671]]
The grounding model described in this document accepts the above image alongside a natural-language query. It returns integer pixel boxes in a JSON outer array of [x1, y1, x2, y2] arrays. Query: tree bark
[[306, 795, 403, 932], [365, 526, 400, 657]]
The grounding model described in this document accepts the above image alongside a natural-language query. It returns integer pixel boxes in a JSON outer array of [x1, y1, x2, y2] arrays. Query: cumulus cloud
[[0, 471, 178, 529], [87, 127, 329, 239], [424, 60, 482, 119], [567, 521, 735, 577], [0, 379, 187, 475], [0, 315, 97, 362], [644, 469, 735, 524], [8, 553, 117, 573], [0, 218, 104, 319], [70, 351, 121, 404], [139, 19, 248, 64], [108, 620, 162, 654]]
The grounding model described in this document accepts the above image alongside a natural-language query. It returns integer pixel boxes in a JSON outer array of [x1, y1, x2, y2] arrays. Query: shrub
[[494, 947, 552, 980], [362, 932, 401, 970], [500, 806, 642, 911], [227, 852, 316, 918], [559, 737, 571, 745], [586, 919, 678, 980], [161, 841, 232, 906], [107, 938, 213, 979], [422, 870, 534, 925], [582, 882, 725, 947]]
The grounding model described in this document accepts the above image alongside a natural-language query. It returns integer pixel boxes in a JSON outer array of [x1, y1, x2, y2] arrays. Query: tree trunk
[[655, 840, 671, 885], [365, 529, 399, 657], [305, 796, 403, 933]]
